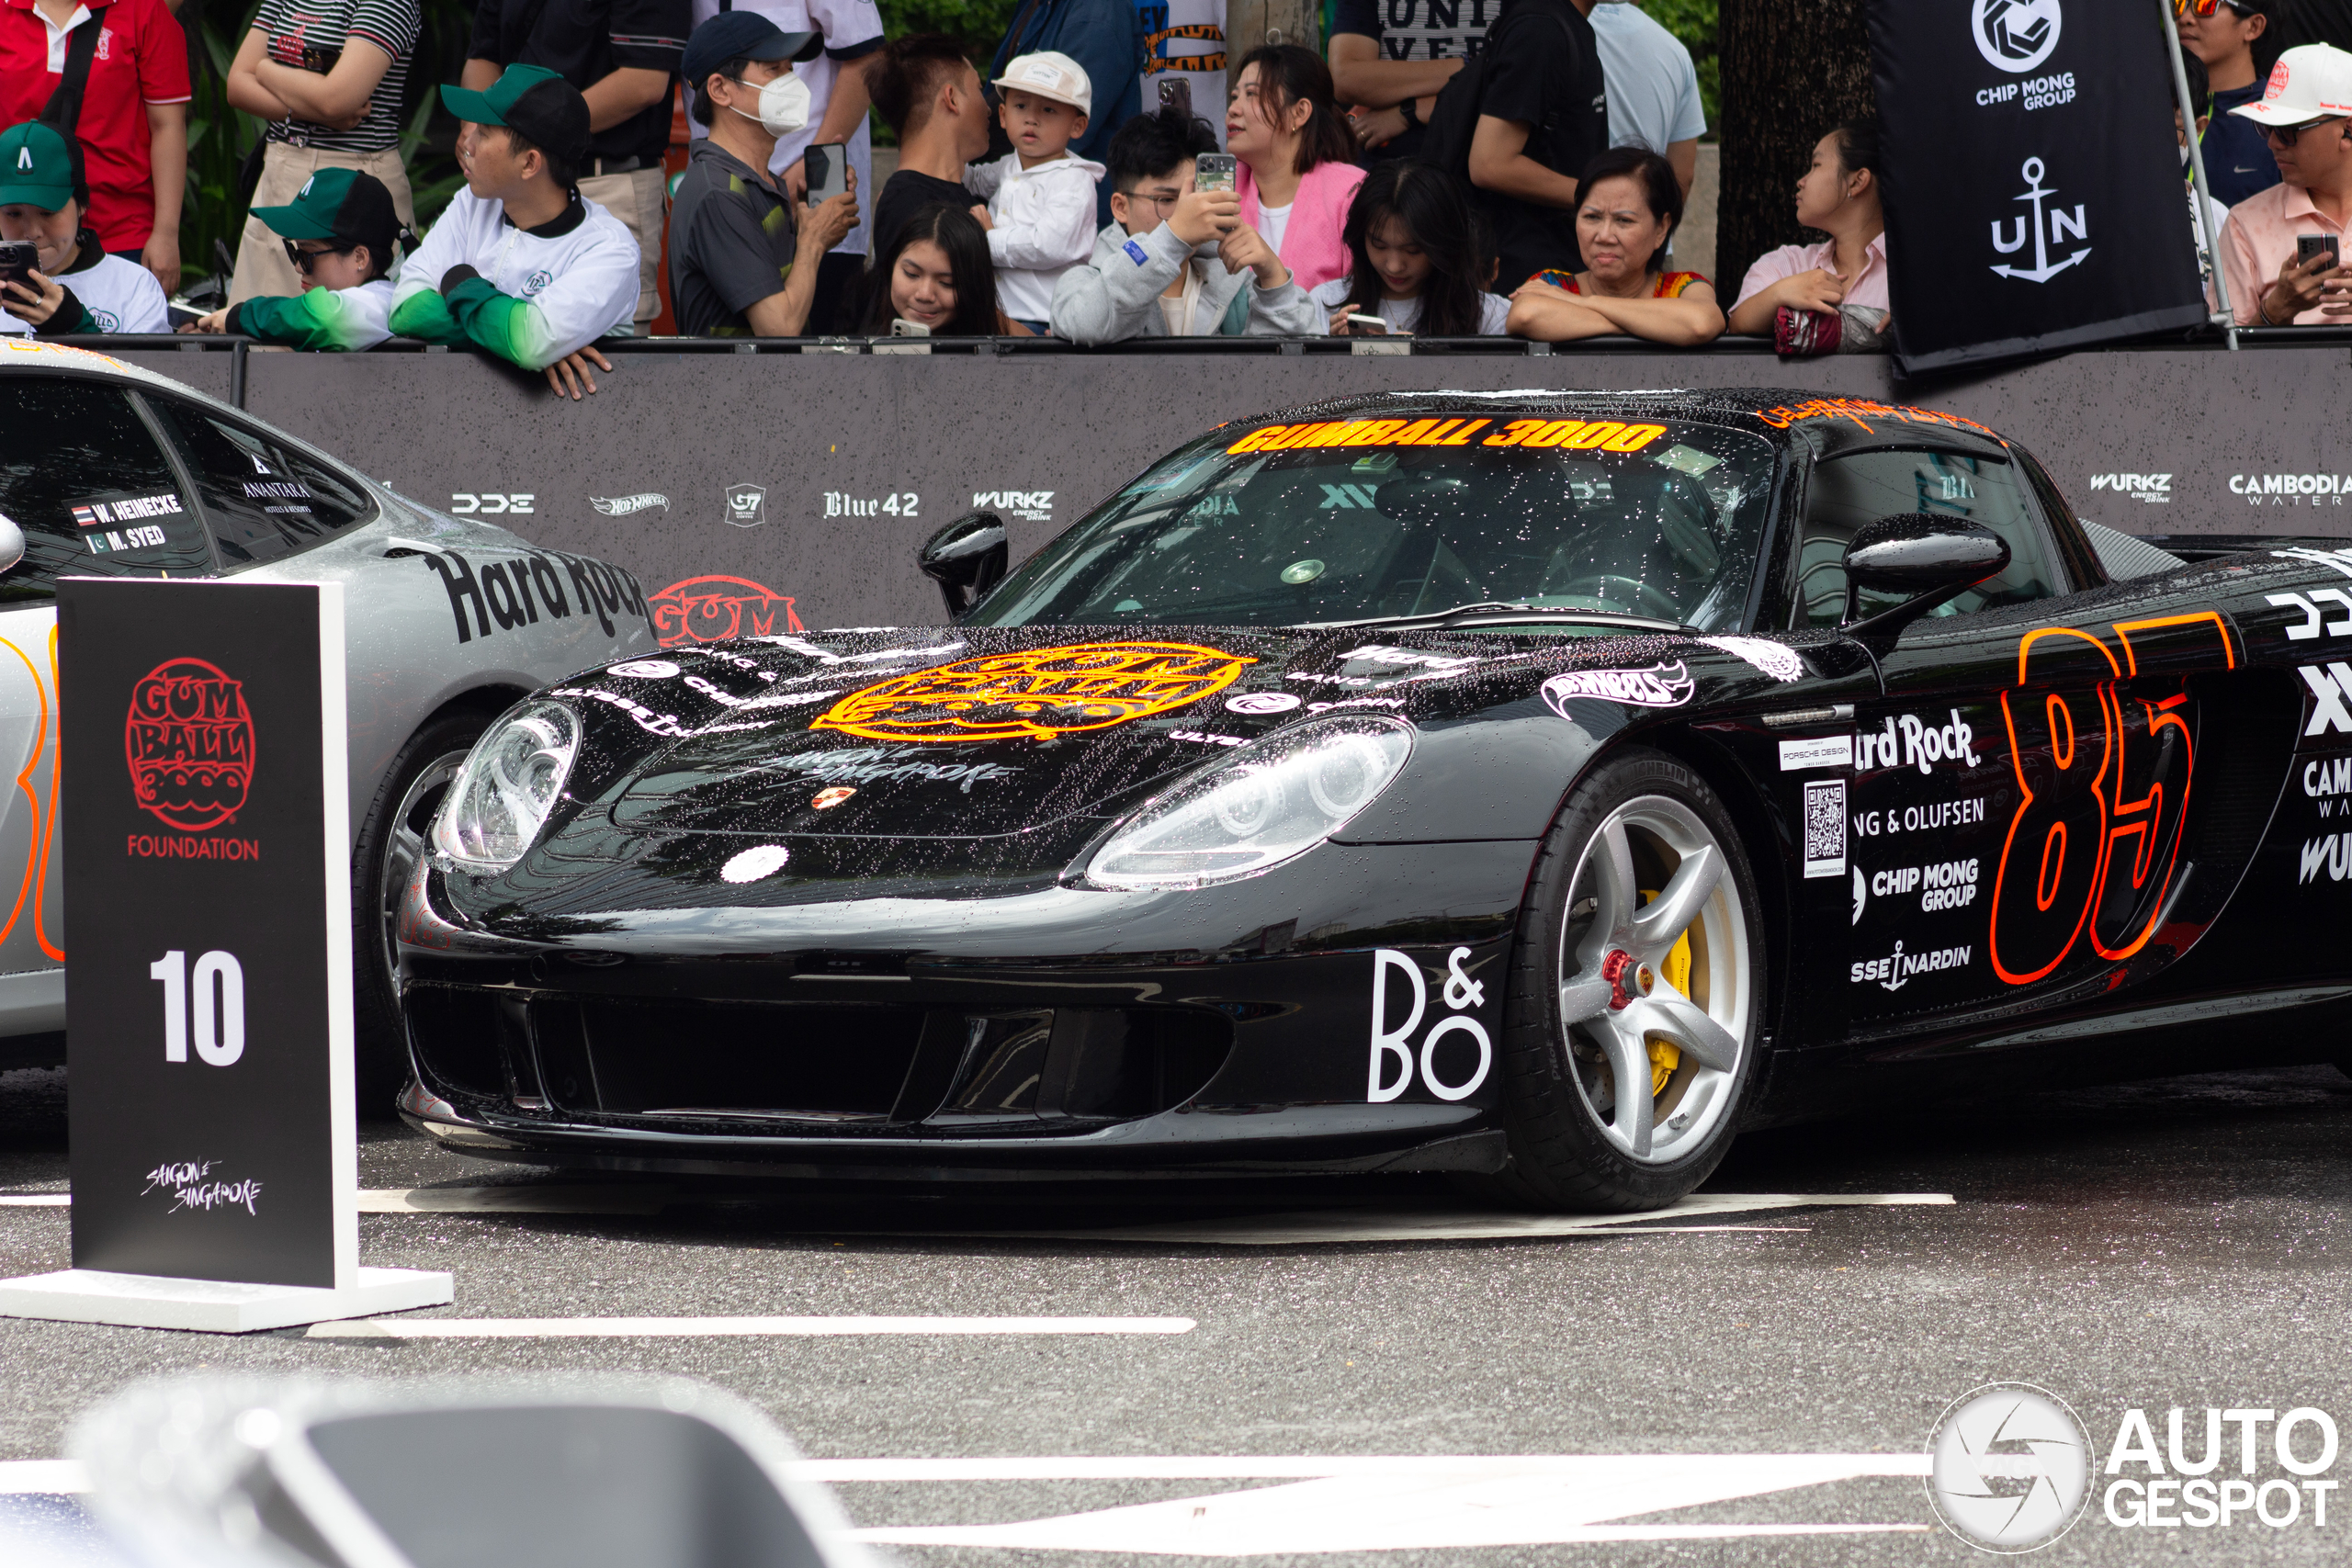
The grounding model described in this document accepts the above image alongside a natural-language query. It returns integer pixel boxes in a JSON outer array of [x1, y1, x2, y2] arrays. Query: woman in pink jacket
[[1227, 44, 1364, 295]]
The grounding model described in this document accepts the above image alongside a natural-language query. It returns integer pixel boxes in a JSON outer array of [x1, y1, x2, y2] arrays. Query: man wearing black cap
[[390, 64, 639, 376], [185, 168, 412, 349], [668, 11, 860, 335], [464, 0, 690, 326]]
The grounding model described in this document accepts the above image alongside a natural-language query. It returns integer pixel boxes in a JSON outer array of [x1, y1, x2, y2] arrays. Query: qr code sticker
[[1803, 778, 1846, 879]]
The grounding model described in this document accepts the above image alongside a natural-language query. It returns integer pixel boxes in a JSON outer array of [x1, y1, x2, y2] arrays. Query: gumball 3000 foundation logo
[[125, 659, 255, 830], [813, 642, 1254, 744]]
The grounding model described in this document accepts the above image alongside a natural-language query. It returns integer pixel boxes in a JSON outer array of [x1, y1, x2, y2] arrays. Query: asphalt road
[[3, 1060, 2351, 1565]]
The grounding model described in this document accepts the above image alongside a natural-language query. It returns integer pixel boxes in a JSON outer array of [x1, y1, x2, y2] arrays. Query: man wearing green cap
[[183, 167, 413, 350], [0, 120, 167, 336], [390, 64, 639, 377]]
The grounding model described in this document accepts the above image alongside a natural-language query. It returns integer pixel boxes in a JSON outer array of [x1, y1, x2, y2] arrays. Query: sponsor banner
[[58, 580, 353, 1290], [1868, 0, 2205, 372]]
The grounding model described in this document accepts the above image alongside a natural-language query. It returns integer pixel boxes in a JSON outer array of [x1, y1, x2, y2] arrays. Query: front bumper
[[396, 839, 1535, 1178]]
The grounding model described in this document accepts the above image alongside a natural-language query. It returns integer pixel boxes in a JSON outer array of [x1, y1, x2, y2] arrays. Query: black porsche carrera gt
[[397, 389, 2352, 1211]]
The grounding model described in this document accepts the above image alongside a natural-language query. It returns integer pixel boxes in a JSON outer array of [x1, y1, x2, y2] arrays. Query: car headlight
[[1082, 716, 1413, 890], [432, 701, 581, 870]]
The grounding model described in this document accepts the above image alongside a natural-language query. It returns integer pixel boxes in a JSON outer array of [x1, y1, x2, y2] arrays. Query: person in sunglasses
[[2180, 0, 2285, 209], [2220, 42, 2352, 323], [183, 167, 413, 348], [0, 120, 168, 336]]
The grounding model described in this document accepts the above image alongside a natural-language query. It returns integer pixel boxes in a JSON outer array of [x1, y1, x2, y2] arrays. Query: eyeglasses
[[1125, 190, 1182, 212], [282, 238, 359, 272], [2174, 0, 2256, 18]]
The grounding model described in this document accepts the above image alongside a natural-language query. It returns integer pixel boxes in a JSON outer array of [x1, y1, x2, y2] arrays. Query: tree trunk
[[1717, 0, 1876, 302]]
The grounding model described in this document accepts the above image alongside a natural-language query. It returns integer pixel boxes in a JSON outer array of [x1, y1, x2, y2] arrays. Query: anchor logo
[[1989, 157, 2089, 283]]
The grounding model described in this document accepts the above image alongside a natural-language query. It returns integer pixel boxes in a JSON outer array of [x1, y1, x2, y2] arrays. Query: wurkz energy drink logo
[[124, 659, 254, 832], [814, 642, 1254, 744]]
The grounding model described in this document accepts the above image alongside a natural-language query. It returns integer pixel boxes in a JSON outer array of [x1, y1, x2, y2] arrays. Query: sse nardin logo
[[125, 660, 258, 852], [813, 642, 1255, 744]]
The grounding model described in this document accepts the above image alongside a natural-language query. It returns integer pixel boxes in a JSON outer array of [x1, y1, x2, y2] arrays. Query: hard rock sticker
[[812, 642, 1255, 744]]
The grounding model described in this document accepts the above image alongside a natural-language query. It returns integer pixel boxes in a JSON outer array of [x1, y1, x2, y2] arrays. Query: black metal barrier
[[72, 333, 2352, 636]]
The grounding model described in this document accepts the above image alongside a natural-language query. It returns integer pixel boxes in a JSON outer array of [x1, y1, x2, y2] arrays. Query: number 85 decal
[[1991, 614, 2233, 987]]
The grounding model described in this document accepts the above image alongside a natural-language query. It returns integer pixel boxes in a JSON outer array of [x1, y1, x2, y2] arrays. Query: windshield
[[970, 412, 1778, 630]]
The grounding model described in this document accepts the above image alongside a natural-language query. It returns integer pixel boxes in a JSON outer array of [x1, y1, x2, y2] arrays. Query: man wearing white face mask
[[667, 11, 862, 334]]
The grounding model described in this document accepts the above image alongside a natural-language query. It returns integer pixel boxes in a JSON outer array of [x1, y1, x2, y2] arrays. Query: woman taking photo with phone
[[1315, 159, 1508, 335], [225, 0, 421, 306], [1225, 43, 1363, 293], [859, 202, 1032, 335], [1504, 145, 1723, 346]]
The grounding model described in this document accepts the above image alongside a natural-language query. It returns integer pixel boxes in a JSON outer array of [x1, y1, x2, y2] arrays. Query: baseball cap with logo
[[2230, 42, 2352, 127], [250, 166, 400, 249], [682, 11, 822, 91], [0, 120, 83, 212], [440, 63, 592, 164], [992, 51, 1092, 115]]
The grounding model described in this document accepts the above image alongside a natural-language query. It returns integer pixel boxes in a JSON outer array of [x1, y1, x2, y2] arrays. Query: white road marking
[[303, 1314, 1196, 1339], [0, 1460, 85, 1493], [0, 1189, 672, 1213], [0, 1194, 66, 1206], [800, 1453, 1932, 1482], [950, 1192, 1953, 1246], [842, 1455, 1936, 1554]]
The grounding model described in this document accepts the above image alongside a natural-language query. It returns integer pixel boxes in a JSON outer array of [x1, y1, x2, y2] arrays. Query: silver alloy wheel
[[377, 750, 470, 985], [1555, 794, 1752, 1163]]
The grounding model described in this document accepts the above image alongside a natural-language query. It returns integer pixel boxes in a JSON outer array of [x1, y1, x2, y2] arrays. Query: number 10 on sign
[[149, 949, 245, 1066]]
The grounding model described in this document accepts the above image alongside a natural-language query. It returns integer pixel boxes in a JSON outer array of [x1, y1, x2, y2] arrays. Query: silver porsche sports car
[[0, 339, 654, 1102]]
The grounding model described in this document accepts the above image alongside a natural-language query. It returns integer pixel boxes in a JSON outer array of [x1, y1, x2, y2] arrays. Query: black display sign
[[60, 580, 353, 1290], [1868, 0, 2208, 373]]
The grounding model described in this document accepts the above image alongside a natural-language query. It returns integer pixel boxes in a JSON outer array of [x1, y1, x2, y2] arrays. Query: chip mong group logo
[[1973, 0, 2063, 73], [814, 641, 1255, 744], [124, 659, 255, 831]]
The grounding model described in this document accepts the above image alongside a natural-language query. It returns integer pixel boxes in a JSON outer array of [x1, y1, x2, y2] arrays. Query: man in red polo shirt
[[0, 0, 190, 290]]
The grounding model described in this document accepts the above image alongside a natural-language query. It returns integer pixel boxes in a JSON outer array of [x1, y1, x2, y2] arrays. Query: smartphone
[[889, 318, 932, 337], [1158, 78, 1193, 121], [803, 142, 848, 208], [299, 43, 342, 73], [2298, 233, 2340, 267], [1194, 152, 1238, 195], [1344, 312, 1390, 336], [0, 240, 34, 289]]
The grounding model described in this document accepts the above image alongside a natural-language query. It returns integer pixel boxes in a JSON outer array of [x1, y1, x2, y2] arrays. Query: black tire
[[1473, 747, 1766, 1212], [351, 708, 492, 1118]]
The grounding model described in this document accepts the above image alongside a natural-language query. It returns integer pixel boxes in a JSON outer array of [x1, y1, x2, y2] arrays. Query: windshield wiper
[[1298, 603, 1690, 635]]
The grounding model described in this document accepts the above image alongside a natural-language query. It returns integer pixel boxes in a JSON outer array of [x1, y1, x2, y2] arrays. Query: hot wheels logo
[[125, 659, 254, 831]]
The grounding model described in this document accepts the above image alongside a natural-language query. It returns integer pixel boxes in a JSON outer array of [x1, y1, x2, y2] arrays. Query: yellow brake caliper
[[1638, 889, 1693, 1097]]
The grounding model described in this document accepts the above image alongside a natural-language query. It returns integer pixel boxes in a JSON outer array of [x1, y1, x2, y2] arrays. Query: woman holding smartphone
[[225, 0, 420, 306], [1316, 160, 1509, 336], [858, 203, 1032, 335], [1224, 43, 1363, 293]]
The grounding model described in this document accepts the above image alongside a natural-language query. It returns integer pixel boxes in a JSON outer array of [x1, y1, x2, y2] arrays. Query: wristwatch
[[1398, 96, 1421, 130]]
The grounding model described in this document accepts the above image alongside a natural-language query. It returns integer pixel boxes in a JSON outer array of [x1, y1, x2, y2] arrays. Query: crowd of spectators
[[1, 0, 2349, 373]]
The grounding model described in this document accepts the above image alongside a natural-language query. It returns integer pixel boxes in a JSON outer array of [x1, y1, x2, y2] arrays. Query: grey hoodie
[[1048, 219, 1323, 344]]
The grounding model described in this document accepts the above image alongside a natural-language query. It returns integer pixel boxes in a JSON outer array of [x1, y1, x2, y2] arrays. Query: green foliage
[[869, 0, 1019, 143], [1641, 0, 1719, 139]]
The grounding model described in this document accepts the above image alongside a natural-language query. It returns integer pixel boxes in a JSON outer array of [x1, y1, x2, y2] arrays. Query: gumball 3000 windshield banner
[[1867, 0, 2208, 372], [59, 580, 354, 1291]]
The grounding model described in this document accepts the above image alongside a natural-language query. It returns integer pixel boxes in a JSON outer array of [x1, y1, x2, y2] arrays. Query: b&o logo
[[124, 659, 255, 832], [1927, 1382, 2092, 1552], [1973, 0, 2062, 73]]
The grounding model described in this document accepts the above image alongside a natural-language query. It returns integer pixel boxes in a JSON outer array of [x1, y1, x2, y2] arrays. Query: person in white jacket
[[1049, 104, 1320, 343], [967, 51, 1103, 331]]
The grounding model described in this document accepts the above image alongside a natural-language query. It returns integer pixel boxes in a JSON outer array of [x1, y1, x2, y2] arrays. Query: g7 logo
[[449, 493, 535, 515], [1990, 614, 2232, 987]]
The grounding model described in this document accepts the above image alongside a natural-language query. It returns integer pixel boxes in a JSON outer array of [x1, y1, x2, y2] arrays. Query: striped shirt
[[253, 0, 419, 153]]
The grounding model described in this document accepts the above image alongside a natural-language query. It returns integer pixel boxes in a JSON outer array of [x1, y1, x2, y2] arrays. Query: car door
[[1790, 440, 2220, 1033], [0, 372, 219, 995]]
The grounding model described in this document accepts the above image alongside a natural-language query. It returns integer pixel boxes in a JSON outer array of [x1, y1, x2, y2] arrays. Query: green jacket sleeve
[[440, 273, 569, 371], [232, 284, 394, 352], [388, 287, 470, 346]]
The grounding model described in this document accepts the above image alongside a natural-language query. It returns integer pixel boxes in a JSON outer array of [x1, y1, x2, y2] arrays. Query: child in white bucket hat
[[966, 51, 1105, 331]]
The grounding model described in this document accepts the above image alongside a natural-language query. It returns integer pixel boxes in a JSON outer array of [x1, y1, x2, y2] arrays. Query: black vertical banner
[[60, 580, 353, 1290], [1869, 0, 2208, 373]]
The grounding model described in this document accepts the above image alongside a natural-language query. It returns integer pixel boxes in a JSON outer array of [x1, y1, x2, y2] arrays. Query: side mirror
[[918, 511, 1008, 619], [1841, 513, 2010, 640], [0, 513, 23, 574]]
